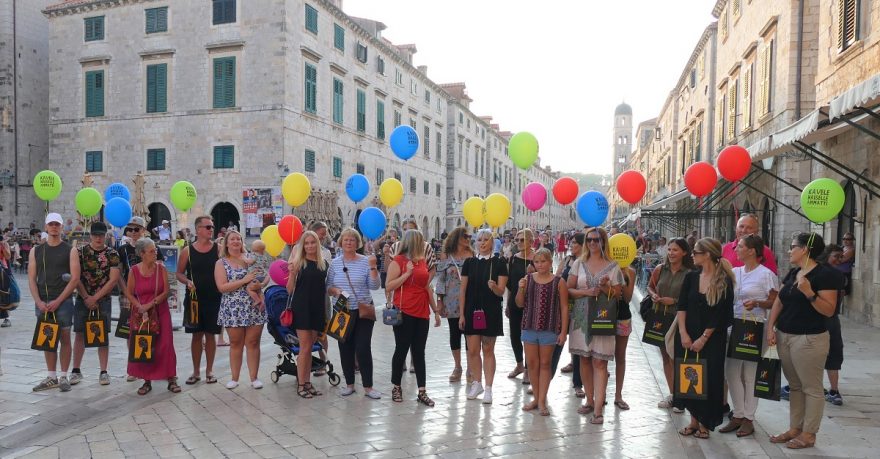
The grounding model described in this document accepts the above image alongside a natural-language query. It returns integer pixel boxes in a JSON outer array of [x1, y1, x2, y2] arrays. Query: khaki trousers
[[777, 331, 830, 434]]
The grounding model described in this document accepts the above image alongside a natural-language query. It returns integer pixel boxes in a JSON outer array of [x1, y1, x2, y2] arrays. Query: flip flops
[[185, 375, 201, 385]]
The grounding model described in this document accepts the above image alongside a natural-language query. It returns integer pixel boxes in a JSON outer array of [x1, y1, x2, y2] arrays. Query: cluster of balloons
[[461, 194, 512, 229], [261, 215, 303, 257]]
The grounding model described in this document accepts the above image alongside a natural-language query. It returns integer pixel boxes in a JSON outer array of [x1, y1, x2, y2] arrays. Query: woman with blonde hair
[[506, 228, 535, 383], [287, 230, 328, 398]]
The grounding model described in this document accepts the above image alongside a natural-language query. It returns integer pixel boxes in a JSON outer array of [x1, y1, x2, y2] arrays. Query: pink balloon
[[522, 182, 548, 211], [268, 259, 289, 287]]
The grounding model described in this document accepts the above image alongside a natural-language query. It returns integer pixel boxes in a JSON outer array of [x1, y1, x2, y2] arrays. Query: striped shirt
[[326, 254, 379, 309]]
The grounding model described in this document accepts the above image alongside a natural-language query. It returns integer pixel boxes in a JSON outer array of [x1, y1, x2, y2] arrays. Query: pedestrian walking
[[506, 228, 535, 384]]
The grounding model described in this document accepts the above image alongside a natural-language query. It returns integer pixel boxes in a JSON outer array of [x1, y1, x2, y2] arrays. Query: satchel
[[754, 346, 782, 401], [674, 350, 708, 400], [727, 312, 764, 362], [587, 291, 617, 336], [642, 304, 675, 348], [325, 293, 354, 343], [343, 258, 376, 321], [384, 263, 407, 326], [84, 309, 109, 348], [128, 319, 156, 363], [31, 311, 60, 352]]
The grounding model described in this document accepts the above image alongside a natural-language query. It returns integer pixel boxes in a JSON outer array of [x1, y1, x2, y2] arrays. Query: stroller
[[264, 285, 341, 386]]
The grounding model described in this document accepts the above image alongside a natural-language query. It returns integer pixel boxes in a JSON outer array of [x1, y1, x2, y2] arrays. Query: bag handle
[[683, 349, 700, 362]]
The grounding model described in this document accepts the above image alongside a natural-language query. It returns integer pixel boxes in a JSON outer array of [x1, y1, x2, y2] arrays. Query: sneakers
[[826, 390, 844, 406], [466, 381, 484, 400], [33, 377, 59, 392], [69, 372, 83, 386], [99, 372, 110, 385], [658, 394, 674, 408], [1, 318, 10, 327], [365, 389, 382, 399], [781, 385, 791, 401], [251, 379, 263, 389], [59, 376, 72, 392], [339, 386, 355, 396], [225, 380, 239, 390], [482, 386, 493, 404]]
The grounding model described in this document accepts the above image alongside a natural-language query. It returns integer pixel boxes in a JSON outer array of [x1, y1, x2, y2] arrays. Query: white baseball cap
[[45, 213, 63, 225]]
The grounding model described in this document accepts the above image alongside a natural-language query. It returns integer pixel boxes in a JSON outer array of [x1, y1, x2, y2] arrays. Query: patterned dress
[[435, 256, 465, 318], [217, 258, 268, 328], [569, 259, 622, 361]]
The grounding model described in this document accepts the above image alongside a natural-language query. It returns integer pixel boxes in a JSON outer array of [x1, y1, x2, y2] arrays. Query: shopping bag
[[31, 312, 60, 352], [727, 313, 764, 362], [115, 298, 130, 339], [674, 350, 708, 400], [642, 305, 675, 348], [587, 292, 617, 336], [84, 309, 108, 348], [325, 294, 353, 343], [128, 320, 155, 363], [754, 346, 781, 401], [183, 290, 200, 329]]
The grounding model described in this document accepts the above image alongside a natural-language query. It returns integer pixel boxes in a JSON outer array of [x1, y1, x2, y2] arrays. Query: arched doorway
[[837, 181, 856, 244], [742, 199, 752, 214], [211, 202, 240, 237], [148, 202, 172, 235]]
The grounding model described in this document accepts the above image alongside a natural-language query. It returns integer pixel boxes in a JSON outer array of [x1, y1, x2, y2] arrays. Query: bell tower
[[613, 102, 633, 178]]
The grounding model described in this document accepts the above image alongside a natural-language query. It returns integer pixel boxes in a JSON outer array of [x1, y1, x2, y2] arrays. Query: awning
[[642, 188, 690, 211], [748, 108, 875, 161], [829, 71, 880, 120]]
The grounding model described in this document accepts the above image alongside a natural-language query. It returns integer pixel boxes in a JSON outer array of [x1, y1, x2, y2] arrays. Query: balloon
[[616, 170, 647, 205], [357, 207, 387, 239], [379, 178, 404, 208], [170, 181, 197, 211], [345, 174, 370, 203], [282, 173, 311, 207], [462, 197, 485, 228], [608, 234, 637, 268], [75, 187, 102, 217], [684, 162, 718, 197], [508, 132, 539, 170], [105, 197, 132, 228], [261, 225, 285, 257], [104, 182, 131, 202], [717, 145, 752, 182], [278, 215, 303, 245], [521, 182, 547, 211], [268, 259, 289, 287], [483, 193, 512, 228], [33, 170, 62, 202], [801, 178, 845, 223], [389, 125, 420, 160], [576, 191, 609, 227], [552, 177, 579, 205]]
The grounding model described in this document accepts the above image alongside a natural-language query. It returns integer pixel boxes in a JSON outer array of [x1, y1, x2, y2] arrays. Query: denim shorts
[[34, 297, 74, 328], [73, 296, 112, 333], [522, 329, 558, 346]]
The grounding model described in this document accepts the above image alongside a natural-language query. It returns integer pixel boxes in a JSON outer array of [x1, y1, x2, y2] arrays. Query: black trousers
[[508, 305, 524, 363], [392, 314, 429, 387], [338, 308, 375, 387], [550, 345, 582, 387], [448, 317, 464, 351]]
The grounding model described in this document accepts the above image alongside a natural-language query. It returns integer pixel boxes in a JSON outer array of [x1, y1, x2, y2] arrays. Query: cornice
[[44, 0, 158, 17]]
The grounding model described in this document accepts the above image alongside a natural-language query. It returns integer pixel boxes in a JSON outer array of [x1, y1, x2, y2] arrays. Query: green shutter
[[304, 150, 316, 172], [334, 24, 345, 51], [146, 7, 168, 33], [213, 146, 234, 169], [332, 78, 343, 124], [85, 17, 104, 41], [213, 0, 236, 25], [147, 149, 166, 170], [356, 89, 366, 132], [376, 100, 385, 139], [333, 157, 342, 178], [86, 151, 103, 172], [305, 4, 318, 33], [86, 70, 104, 117], [304, 63, 317, 113], [146, 64, 167, 113], [213, 57, 235, 109]]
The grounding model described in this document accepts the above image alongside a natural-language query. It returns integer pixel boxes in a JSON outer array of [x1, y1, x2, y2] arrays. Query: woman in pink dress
[[125, 238, 179, 395]]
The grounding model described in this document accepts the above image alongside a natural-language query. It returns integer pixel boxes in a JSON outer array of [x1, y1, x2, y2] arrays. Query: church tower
[[613, 102, 633, 179]]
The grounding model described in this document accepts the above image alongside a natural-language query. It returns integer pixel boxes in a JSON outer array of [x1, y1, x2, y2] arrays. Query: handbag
[[325, 293, 354, 343], [639, 266, 661, 321], [128, 318, 156, 363], [84, 309, 109, 348], [641, 304, 675, 348], [727, 311, 764, 362], [384, 257, 409, 326], [674, 350, 708, 400], [473, 256, 496, 331], [342, 259, 376, 321], [754, 346, 782, 400], [0, 264, 20, 311], [587, 291, 617, 336], [280, 269, 299, 328], [115, 296, 131, 339], [31, 312, 60, 352]]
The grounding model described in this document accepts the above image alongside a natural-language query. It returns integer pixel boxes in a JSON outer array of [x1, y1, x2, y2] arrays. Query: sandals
[[614, 399, 630, 410], [590, 414, 604, 424], [417, 390, 435, 407], [304, 382, 322, 396], [694, 429, 710, 439], [507, 366, 524, 379], [770, 431, 800, 444], [577, 404, 594, 415], [167, 378, 182, 393], [736, 420, 755, 437], [561, 363, 574, 373], [786, 437, 815, 449], [574, 387, 586, 398], [137, 382, 152, 395], [719, 417, 743, 433], [522, 370, 531, 385], [205, 374, 218, 384], [539, 407, 551, 416], [679, 426, 697, 436], [391, 385, 403, 403], [185, 375, 200, 385], [297, 385, 313, 398], [449, 367, 463, 382]]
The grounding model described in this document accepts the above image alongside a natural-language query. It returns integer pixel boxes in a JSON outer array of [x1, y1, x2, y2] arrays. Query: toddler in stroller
[[264, 285, 340, 387]]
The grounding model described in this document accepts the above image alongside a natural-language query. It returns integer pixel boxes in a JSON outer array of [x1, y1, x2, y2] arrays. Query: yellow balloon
[[608, 233, 637, 268], [261, 225, 286, 257], [462, 197, 485, 228], [483, 193, 511, 228], [282, 173, 311, 207], [379, 178, 404, 208]]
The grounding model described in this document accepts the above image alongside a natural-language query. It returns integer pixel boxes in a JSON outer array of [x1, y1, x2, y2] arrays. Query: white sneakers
[[226, 380, 239, 390], [466, 381, 484, 400], [482, 386, 493, 404], [251, 379, 263, 389]]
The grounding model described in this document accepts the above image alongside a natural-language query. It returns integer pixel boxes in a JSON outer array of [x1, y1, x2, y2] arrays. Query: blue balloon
[[357, 207, 386, 240], [105, 197, 132, 228], [345, 174, 370, 203], [576, 191, 609, 227], [105, 182, 131, 202], [389, 125, 420, 160]]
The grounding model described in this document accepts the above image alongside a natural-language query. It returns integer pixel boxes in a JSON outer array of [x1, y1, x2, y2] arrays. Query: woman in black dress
[[675, 238, 735, 439], [287, 230, 328, 398]]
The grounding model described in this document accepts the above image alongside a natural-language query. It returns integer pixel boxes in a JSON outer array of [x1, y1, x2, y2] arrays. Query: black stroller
[[264, 285, 341, 386]]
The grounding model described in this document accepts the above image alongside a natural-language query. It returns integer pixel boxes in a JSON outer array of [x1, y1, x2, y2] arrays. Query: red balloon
[[278, 215, 303, 245], [717, 145, 752, 182], [616, 170, 647, 205], [552, 177, 579, 205], [684, 162, 718, 197]]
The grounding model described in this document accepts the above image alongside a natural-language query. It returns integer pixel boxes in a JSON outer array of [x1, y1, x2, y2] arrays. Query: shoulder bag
[[343, 258, 376, 321], [383, 260, 405, 326]]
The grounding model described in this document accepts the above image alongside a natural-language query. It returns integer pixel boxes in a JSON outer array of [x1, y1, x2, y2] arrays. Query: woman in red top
[[386, 229, 441, 406]]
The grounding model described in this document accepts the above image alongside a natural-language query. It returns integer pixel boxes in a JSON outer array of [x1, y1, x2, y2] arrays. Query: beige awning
[[748, 109, 874, 161], [829, 71, 880, 120]]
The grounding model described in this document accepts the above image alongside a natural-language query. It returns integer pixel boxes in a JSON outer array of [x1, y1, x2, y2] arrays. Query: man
[[28, 213, 80, 392], [153, 220, 172, 242], [721, 214, 778, 274], [309, 221, 333, 264], [71, 222, 120, 386], [176, 216, 222, 385], [655, 236, 668, 260]]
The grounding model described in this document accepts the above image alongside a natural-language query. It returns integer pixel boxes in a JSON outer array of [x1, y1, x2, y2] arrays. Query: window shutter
[[742, 65, 752, 129], [356, 89, 366, 132], [224, 0, 236, 23], [94, 17, 104, 40], [213, 146, 234, 169], [213, 57, 235, 108], [304, 63, 317, 113], [146, 65, 157, 112], [86, 70, 104, 117], [155, 64, 167, 112], [727, 81, 737, 140], [333, 79, 343, 124], [838, 0, 858, 50], [716, 93, 725, 147], [376, 100, 385, 139], [146, 9, 156, 33], [760, 42, 772, 116], [213, 59, 224, 107], [85, 18, 93, 40], [213, 1, 223, 23], [224, 58, 235, 107]]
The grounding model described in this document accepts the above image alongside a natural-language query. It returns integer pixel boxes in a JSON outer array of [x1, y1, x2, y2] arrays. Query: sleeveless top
[[186, 243, 221, 304], [521, 275, 562, 333], [34, 241, 72, 301], [391, 255, 430, 319]]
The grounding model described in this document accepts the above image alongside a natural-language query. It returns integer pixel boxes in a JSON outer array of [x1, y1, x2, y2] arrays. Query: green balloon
[[509, 132, 539, 170], [75, 187, 103, 217], [800, 178, 845, 223], [170, 181, 197, 211], [34, 170, 62, 201]]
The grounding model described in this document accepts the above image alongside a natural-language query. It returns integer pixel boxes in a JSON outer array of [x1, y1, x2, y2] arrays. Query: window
[[213, 145, 234, 169], [85, 151, 102, 172], [409, 118, 416, 129], [213, 57, 235, 109], [757, 40, 773, 117], [459, 111, 463, 124], [732, 0, 741, 19], [356, 43, 368, 63], [424, 90, 431, 104], [695, 121, 703, 161], [423, 180, 429, 195], [435, 132, 441, 161], [698, 51, 706, 80], [727, 79, 737, 140], [410, 80, 417, 95], [716, 92, 726, 147], [377, 56, 385, 75], [410, 177, 417, 193], [146, 63, 167, 113], [356, 163, 365, 175], [435, 183, 441, 197], [332, 78, 343, 124], [376, 100, 385, 139], [85, 70, 104, 117], [304, 63, 317, 113], [719, 8, 728, 41], [838, 0, 859, 52], [394, 172, 401, 182], [436, 97, 442, 114], [305, 4, 318, 34], [423, 125, 430, 157], [212, 0, 236, 25], [742, 64, 753, 129], [333, 24, 345, 52], [376, 168, 384, 183], [356, 89, 366, 132], [145, 7, 168, 34], [332, 157, 342, 178], [304, 150, 316, 173], [393, 110, 401, 128], [395, 69, 403, 86], [147, 148, 166, 171], [84, 16, 104, 41]]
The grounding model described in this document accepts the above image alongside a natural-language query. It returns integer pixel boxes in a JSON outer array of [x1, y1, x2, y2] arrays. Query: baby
[[245, 240, 274, 309]]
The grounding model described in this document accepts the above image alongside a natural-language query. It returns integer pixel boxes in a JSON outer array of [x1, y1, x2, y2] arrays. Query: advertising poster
[[242, 187, 283, 233]]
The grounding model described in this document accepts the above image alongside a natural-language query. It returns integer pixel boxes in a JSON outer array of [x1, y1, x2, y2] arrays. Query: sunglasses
[[789, 244, 804, 250], [125, 227, 141, 233], [692, 250, 706, 255], [462, 234, 471, 240], [199, 225, 215, 230], [515, 238, 525, 242], [586, 238, 601, 243]]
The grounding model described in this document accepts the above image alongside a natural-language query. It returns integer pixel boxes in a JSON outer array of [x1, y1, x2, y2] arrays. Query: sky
[[343, 0, 717, 176]]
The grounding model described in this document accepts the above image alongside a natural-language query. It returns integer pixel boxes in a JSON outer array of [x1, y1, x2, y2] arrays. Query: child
[[245, 240, 273, 309], [515, 248, 569, 416]]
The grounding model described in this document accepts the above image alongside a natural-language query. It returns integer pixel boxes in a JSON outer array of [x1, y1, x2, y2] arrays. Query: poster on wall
[[242, 187, 283, 234]]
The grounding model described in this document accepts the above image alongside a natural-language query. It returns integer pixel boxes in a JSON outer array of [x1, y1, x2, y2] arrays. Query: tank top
[[391, 255, 430, 319], [34, 241, 72, 301], [186, 242, 221, 303], [521, 275, 562, 333]]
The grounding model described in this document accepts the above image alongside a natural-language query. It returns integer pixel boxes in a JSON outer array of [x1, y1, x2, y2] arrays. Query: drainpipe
[[12, 0, 19, 216], [795, 0, 804, 119]]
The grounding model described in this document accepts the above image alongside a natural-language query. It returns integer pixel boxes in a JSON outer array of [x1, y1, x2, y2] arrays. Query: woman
[[506, 228, 535, 384], [173, 230, 187, 249], [501, 235, 515, 259], [555, 233, 585, 398], [613, 259, 636, 410], [125, 238, 179, 395], [386, 230, 440, 406], [214, 231, 267, 389], [458, 229, 508, 404], [567, 227, 622, 424], [767, 233, 841, 449], [675, 238, 735, 439], [839, 232, 854, 296], [555, 232, 567, 261], [287, 230, 327, 398], [435, 227, 474, 382], [516, 248, 568, 416], [648, 238, 694, 409], [720, 234, 778, 436], [326, 228, 381, 399]]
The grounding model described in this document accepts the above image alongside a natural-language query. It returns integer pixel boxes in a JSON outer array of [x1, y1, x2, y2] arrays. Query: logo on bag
[[87, 321, 105, 344], [678, 363, 704, 396], [597, 308, 608, 319], [39, 324, 57, 347], [133, 335, 153, 360], [743, 331, 755, 343], [652, 320, 664, 330], [760, 370, 768, 379]]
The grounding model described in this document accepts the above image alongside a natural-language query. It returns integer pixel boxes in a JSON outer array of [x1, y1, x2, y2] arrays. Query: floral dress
[[569, 259, 622, 361], [435, 256, 465, 318], [217, 259, 267, 328]]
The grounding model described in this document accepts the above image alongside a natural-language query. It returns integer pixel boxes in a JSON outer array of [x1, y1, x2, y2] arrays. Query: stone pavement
[[1, 285, 879, 458]]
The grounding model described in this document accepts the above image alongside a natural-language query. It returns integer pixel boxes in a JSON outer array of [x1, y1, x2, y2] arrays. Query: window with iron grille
[[333, 157, 342, 178]]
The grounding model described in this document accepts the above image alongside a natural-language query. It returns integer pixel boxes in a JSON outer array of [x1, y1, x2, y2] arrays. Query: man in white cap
[[153, 220, 172, 242], [28, 213, 80, 392]]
